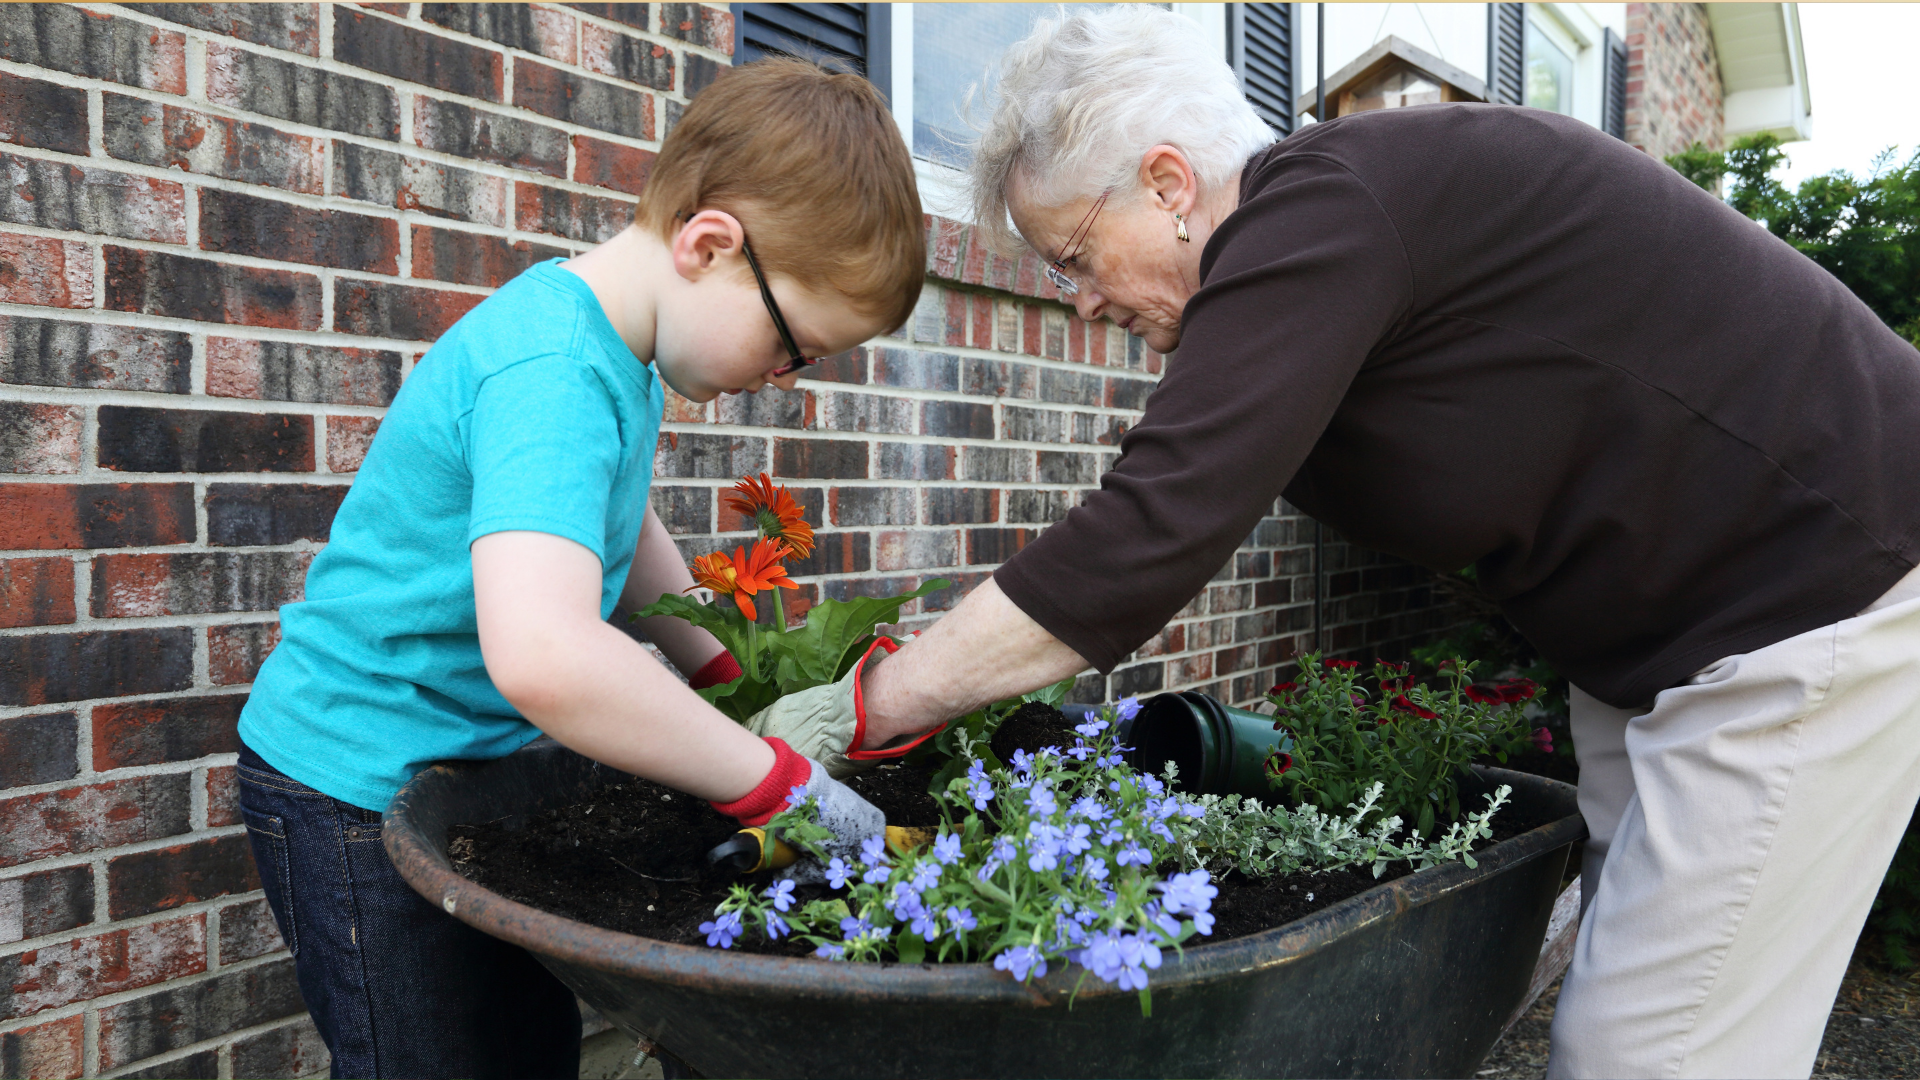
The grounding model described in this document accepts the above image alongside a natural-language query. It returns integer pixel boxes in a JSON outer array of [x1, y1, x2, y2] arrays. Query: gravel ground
[[1476, 940, 1920, 1078]]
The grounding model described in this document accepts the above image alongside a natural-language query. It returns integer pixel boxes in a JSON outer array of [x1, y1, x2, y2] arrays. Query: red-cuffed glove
[[688, 650, 742, 690], [709, 737, 812, 827]]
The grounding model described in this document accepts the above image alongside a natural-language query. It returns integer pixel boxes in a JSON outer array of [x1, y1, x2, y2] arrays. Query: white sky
[[1773, 3, 1920, 187]]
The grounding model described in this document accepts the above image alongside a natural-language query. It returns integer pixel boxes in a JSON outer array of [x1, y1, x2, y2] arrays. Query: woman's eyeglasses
[[1045, 191, 1108, 296], [741, 240, 815, 378]]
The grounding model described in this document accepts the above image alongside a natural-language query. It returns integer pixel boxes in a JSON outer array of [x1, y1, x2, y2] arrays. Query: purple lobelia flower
[[763, 879, 796, 912], [993, 944, 1048, 982], [1114, 697, 1143, 722], [946, 906, 978, 932], [933, 832, 963, 865], [700, 910, 743, 948]]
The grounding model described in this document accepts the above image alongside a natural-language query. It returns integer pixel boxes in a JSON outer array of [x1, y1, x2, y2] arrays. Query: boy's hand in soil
[[710, 737, 884, 884], [744, 638, 945, 778]]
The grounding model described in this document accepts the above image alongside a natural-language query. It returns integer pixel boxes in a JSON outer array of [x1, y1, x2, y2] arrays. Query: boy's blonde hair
[[636, 58, 924, 332]]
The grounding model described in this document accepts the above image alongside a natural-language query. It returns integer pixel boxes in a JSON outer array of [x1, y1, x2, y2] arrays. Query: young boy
[[234, 59, 924, 1078]]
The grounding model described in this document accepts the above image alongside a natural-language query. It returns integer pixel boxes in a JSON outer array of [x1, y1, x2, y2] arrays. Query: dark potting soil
[[453, 703, 1560, 957]]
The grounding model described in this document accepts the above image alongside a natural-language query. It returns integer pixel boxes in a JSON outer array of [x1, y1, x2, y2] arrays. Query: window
[[732, 4, 883, 77], [911, 4, 1109, 169], [1525, 11, 1577, 115]]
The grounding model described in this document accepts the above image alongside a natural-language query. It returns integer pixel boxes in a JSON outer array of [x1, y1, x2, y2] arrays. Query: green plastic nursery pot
[[386, 740, 1585, 1079], [1126, 691, 1295, 797]]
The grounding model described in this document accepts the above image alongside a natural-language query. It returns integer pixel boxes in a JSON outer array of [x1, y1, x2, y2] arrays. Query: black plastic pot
[[1123, 691, 1295, 796], [387, 741, 1583, 1078]]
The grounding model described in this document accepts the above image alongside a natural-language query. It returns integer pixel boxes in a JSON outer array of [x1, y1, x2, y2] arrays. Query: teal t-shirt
[[239, 260, 665, 810]]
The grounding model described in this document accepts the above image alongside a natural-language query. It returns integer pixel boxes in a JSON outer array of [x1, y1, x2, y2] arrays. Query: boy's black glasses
[[741, 240, 816, 378]]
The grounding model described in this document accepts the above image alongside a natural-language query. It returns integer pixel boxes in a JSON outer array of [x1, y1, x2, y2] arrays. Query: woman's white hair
[[966, 5, 1277, 253]]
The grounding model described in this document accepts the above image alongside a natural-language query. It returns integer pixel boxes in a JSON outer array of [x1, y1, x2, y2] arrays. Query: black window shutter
[[1230, 3, 1294, 135], [1602, 27, 1628, 139], [1486, 2, 1526, 106], [731, 4, 882, 83]]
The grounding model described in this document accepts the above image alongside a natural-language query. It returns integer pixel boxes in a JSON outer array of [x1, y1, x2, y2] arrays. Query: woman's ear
[[1138, 144, 1199, 216], [670, 209, 746, 282]]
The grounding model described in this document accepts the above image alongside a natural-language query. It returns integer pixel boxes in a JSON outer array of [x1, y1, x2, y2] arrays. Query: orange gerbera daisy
[[724, 472, 815, 559], [686, 537, 796, 623]]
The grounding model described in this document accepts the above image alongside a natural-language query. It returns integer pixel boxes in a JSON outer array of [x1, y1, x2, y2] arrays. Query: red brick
[[0, 915, 206, 1023], [0, 775, 191, 869], [514, 181, 636, 242], [207, 338, 401, 407], [0, 403, 81, 475], [1014, 251, 1043, 297], [103, 96, 324, 194], [91, 694, 246, 770], [96, 407, 315, 473], [970, 295, 993, 350], [1022, 307, 1043, 357], [90, 552, 311, 618], [928, 217, 966, 280], [0, 484, 195, 550], [782, 532, 870, 578], [216, 897, 284, 963], [0, 558, 75, 629], [0, 153, 187, 244], [965, 527, 1037, 565], [209, 622, 281, 686], [580, 24, 675, 90], [573, 135, 656, 195], [0, 1014, 84, 1078], [122, 3, 320, 55], [1086, 320, 1109, 366], [566, 3, 650, 31], [959, 232, 990, 286], [660, 3, 732, 53], [107, 834, 258, 919], [328, 416, 381, 472], [0, 72, 87, 155], [412, 225, 567, 288], [104, 248, 322, 330], [0, 234, 91, 309], [199, 188, 399, 273], [0, 628, 195, 707], [0, 6, 186, 92], [514, 60, 653, 140], [204, 765, 240, 828], [97, 958, 301, 1071], [334, 280, 484, 341], [941, 290, 966, 347], [334, 6, 503, 101]]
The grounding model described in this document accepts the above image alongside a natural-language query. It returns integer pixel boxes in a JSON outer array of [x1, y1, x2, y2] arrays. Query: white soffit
[[1708, 3, 1812, 143]]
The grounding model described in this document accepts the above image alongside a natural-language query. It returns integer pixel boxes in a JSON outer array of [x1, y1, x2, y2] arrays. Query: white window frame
[[1530, 3, 1609, 131]]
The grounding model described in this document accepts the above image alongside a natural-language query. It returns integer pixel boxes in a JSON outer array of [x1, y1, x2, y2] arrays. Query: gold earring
[[1174, 213, 1190, 243]]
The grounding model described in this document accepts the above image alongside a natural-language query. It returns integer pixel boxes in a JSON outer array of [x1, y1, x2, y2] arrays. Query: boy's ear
[[670, 209, 747, 281]]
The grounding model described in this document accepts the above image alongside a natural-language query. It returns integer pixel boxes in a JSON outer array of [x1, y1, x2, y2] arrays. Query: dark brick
[[413, 96, 567, 177], [0, 316, 191, 394], [1111, 662, 1165, 697], [514, 182, 636, 242], [0, 712, 77, 787], [0, 558, 75, 629], [230, 1018, 328, 1080], [567, 3, 650, 31], [966, 528, 1036, 565], [198, 188, 398, 273], [1108, 376, 1156, 411], [814, 391, 912, 434], [684, 53, 726, 99], [716, 387, 805, 429], [828, 486, 915, 527], [1002, 405, 1067, 444], [116, 1049, 220, 1079], [208, 622, 280, 686], [334, 7, 502, 101], [960, 356, 1037, 399], [421, 4, 577, 62], [106, 834, 257, 920], [334, 279, 485, 342], [122, 4, 319, 55], [821, 576, 920, 604], [0, 1016, 83, 1080], [97, 406, 315, 473], [98, 957, 301, 1070], [918, 570, 990, 613], [0, 153, 185, 243], [1037, 450, 1102, 485], [1007, 489, 1071, 524], [103, 95, 323, 194], [333, 141, 510, 225], [515, 60, 653, 139], [206, 483, 348, 545], [660, 3, 733, 53], [0, 483, 195, 549], [661, 98, 685, 139], [90, 694, 244, 772], [876, 442, 955, 481], [773, 438, 867, 480], [807, 346, 868, 385], [0, 864, 94, 944], [921, 401, 994, 440], [875, 529, 958, 572], [872, 347, 959, 391], [205, 41, 398, 139], [1038, 367, 1104, 406], [573, 134, 656, 195], [104, 247, 322, 330], [924, 488, 998, 525], [653, 432, 766, 478], [0, 233, 91, 309], [0, 773, 191, 866], [205, 765, 238, 828], [960, 446, 1031, 483], [581, 22, 674, 88], [91, 552, 311, 618], [207, 338, 401, 407], [0, 916, 204, 1023], [0, 72, 87, 155], [0, 402, 81, 474], [783, 532, 870, 578], [1070, 411, 1130, 446], [216, 897, 285, 963], [649, 486, 710, 534], [412, 225, 565, 288]]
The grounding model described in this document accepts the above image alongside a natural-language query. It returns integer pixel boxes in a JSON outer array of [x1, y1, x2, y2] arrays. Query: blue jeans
[[237, 740, 582, 1079]]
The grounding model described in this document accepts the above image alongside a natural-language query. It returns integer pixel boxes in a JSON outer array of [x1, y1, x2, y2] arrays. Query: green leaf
[[768, 579, 950, 691], [635, 594, 758, 669], [897, 934, 926, 964], [1022, 675, 1078, 709]]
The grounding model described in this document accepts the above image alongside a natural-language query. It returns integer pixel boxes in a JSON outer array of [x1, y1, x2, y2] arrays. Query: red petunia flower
[[1497, 679, 1540, 704], [1327, 659, 1360, 670], [1265, 752, 1294, 778], [1464, 685, 1502, 705], [1389, 694, 1439, 720], [1269, 681, 1298, 695], [1532, 726, 1554, 754]]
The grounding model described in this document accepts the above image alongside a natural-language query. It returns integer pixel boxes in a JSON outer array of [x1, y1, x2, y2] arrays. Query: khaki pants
[[1549, 564, 1920, 1079]]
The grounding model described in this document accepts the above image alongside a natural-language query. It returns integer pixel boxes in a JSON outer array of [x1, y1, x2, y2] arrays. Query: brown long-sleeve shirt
[[995, 104, 1920, 709]]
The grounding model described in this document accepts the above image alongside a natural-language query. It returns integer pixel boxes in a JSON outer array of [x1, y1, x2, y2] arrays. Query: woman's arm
[[620, 504, 729, 677], [474, 529, 770, 801]]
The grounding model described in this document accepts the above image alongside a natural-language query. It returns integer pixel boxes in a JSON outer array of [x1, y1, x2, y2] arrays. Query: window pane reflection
[[914, 4, 1107, 167], [1525, 22, 1573, 115]]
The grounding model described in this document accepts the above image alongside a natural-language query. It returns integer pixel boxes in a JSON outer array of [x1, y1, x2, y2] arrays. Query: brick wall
[[1623, 2, 1724, 159], [0, 4, 1463, 1075]]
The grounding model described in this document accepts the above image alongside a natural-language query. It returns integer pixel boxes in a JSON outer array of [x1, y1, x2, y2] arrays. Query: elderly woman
[[819, 7, 1920, 1078]]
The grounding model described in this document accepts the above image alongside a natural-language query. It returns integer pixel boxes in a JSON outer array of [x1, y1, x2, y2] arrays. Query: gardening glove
[[707, 737, 883, 885], [741, 637, 946, 779], [687, 650, 742, 690]]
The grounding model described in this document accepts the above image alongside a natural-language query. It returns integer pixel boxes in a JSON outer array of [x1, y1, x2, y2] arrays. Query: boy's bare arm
[[473, 529, 771, 802], [621, 505, 728, 676]]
